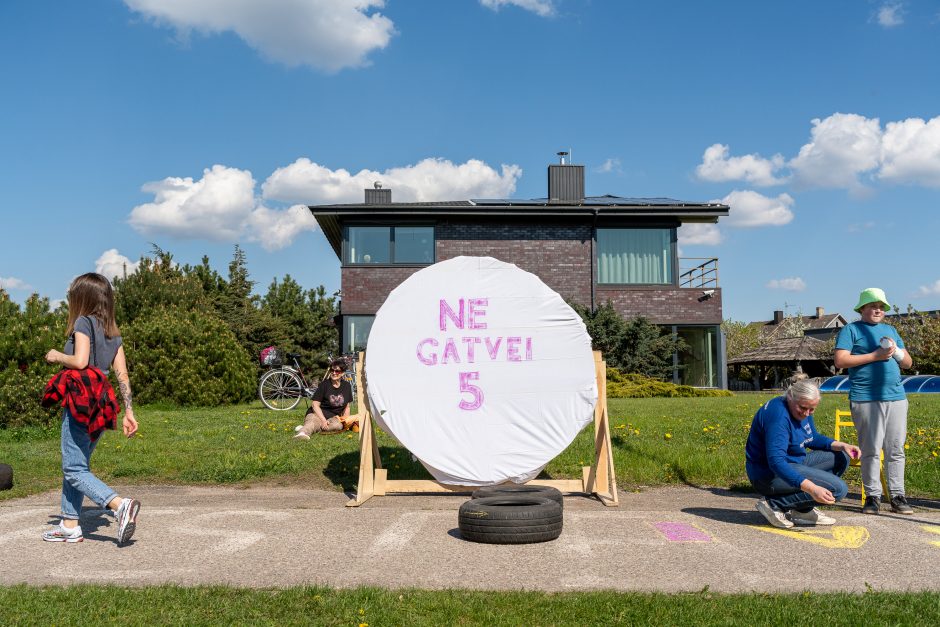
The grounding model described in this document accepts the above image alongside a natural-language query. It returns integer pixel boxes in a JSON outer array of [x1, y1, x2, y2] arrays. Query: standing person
[[834, 287, 914, 515], [746, 380, 861, 529], [41, 273, 141, 544], [293, 359, 356, 440]]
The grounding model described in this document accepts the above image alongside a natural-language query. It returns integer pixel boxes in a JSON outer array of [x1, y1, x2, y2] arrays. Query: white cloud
[[129, 157, 522, 251], [678, 223, 722, 246], [595, 158, 622, 174], [915, 279, 940, 297], [129, 165, 258, 241], [718, 190, 794, 228], [95, 249, 142, 281], [480, 0, 555, 17], [0, 276, 33, 291], [879, 117, 940, 187], [123, 0, 395, 72], [705, 114, 940, 192], [767, 277, 806, 292], [262, 157, 522, 204], [788, 113, 883, 192], [695, 144, 786, 186], [244, 204, 320, 252], [876, 2, 904, 27]]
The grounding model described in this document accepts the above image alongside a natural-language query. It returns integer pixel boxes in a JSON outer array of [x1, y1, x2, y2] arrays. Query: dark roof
[[728, 335, 831, 365], [747, 313, 846, 340], [309, 195, 729, 258]]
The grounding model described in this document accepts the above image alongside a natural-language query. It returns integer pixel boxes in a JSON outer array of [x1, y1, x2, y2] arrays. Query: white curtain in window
[[598, 229, 672, 284]]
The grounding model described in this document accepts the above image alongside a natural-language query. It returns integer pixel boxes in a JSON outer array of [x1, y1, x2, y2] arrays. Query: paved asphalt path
[[1, 485, 938, 593]]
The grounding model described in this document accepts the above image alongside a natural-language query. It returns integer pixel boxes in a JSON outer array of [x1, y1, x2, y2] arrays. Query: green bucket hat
[[854, 287, 891, 312]]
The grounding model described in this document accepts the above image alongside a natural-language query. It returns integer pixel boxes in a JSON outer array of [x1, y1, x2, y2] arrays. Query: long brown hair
[[66, 273, 120, 338]]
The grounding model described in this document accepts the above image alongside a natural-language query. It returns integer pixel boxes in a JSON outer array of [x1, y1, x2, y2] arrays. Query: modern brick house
[[309, 157, 730, 388]]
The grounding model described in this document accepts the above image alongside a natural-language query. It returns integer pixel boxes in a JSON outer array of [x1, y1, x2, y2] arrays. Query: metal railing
[[679, 257, 719, 288]]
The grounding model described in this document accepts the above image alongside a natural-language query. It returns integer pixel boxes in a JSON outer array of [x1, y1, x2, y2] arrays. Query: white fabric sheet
[[365, 256, 598, 486]]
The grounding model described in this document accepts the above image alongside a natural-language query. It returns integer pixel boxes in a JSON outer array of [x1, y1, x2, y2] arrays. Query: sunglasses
[[330, 367, 345, 373]]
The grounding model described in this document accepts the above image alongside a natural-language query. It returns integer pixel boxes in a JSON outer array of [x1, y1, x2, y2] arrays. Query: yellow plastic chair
[[834, 410, 889, 501]]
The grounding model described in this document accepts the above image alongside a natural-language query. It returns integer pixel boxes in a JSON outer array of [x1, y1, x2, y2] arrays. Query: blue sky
[[2, 0, 939, 323]]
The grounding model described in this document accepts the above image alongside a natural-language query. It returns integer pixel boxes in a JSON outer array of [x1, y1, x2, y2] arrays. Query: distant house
[[748, 307, 847, 342], [308, 156, 730, 388], [730, 307, 845, 390]]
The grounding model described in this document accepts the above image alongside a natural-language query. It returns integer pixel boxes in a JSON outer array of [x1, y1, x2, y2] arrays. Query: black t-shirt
[[313, 378, 353, 418]]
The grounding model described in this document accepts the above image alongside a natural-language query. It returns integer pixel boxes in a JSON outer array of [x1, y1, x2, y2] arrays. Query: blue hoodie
[[745, 396, 834, 488]]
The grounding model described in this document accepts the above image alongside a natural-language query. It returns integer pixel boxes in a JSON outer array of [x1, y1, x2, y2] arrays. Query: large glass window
[[597, 228, 673, 284], [343, 316, 375, 353], [345, 226, 434, 264], [676, 326, 719, 388], [347, 227, 390, 264]]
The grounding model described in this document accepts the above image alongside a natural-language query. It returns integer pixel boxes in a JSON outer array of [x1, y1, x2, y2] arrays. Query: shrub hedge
[[122, 307, 256, 406], [607, 368, 733, 398]]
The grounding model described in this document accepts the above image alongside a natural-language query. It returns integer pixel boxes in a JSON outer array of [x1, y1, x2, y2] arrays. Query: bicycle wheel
[[259, 368, 304, 410]]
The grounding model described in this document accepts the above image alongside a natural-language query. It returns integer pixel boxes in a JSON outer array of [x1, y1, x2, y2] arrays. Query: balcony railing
[[679, 257, 718, 289]]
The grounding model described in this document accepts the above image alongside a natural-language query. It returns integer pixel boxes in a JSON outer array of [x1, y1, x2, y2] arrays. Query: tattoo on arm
[[118, 380, 133, 411]]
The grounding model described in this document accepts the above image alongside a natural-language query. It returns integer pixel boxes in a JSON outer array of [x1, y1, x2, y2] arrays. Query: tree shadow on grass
[[323, 445, 436, 492]]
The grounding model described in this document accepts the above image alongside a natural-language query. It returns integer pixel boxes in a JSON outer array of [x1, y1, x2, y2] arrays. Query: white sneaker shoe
[[294, 425, 304, 433], [293, 432, 310, 441], [42, 522, 83, 543], [788, 507, 836, 526], [755, 500, 793, 528]]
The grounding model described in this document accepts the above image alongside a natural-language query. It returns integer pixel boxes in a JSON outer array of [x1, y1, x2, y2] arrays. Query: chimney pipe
[[773, 310, 784, 324], [816, 306, 825, 318], [547, 152, 584, 203]]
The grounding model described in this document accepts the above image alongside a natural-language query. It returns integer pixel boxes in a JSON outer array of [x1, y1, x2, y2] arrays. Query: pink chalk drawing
[[653, 522, 712, 542]]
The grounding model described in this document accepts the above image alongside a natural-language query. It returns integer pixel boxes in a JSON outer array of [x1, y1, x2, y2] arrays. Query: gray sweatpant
[[850, 399, 908, 498]]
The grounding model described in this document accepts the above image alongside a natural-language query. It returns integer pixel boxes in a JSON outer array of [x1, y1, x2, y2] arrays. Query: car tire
[[458, 496, 563, 544], [471, 484, 564, 507]]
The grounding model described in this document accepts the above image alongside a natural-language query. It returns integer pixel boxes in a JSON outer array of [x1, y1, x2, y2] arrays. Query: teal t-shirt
[[834, 321, 906, 401]]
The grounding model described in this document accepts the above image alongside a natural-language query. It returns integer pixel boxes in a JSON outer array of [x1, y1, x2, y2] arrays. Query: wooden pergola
[[728, 335, 833, 390]]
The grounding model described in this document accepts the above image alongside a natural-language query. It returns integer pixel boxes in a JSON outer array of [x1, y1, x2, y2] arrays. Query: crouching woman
[[745, 380, 860, 529]]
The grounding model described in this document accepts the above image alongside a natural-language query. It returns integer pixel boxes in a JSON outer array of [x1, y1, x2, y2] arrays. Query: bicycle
[[257, 349, 357, 411]]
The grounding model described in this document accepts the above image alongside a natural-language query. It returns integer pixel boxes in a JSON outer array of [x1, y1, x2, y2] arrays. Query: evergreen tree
[[263, 276, 338, 370]]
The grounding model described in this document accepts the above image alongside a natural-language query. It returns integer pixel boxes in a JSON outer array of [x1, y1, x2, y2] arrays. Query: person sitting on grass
[[745, 380, 861, 529], [293, 359, 358, 440]]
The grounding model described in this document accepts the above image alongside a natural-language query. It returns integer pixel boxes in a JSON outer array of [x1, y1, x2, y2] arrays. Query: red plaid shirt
[[42, 367, 121, 442]]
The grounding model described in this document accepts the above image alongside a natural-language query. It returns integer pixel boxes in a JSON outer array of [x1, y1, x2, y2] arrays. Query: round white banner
[[365, 256, 598, 486]]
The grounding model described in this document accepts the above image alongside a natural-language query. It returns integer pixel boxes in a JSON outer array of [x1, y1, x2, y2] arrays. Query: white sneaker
[[293, 432, 310, 441], [755, 500, 793, 529], [788, 507, 836, 526], [294, 425, 304, 433], [42, 522, 83, 543]]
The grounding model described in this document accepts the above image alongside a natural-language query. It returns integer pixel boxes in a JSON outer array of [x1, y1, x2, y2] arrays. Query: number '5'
[[458, 371, 483, 411]]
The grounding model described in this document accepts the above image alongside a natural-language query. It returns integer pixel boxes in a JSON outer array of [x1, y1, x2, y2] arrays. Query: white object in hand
[[880, 337, 905, 362]]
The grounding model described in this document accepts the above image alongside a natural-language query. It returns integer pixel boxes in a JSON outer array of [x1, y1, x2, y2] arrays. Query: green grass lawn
[[2, 394, 939, 501], [0, 585, 938, 626]]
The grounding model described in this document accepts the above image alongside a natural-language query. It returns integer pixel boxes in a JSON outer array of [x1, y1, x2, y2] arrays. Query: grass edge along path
[[1, 585, 939, 626]]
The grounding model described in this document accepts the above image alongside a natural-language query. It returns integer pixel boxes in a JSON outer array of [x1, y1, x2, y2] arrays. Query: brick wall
[[595, 286, 723, 325], [436, 222, 593, 306]]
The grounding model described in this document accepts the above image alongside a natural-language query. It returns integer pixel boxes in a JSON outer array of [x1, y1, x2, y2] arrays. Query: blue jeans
[[750, 450, 850, 512], [60, 409, 117, 520]]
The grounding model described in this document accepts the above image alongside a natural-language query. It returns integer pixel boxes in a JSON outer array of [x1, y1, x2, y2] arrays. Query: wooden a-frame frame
[[346, 351, 618, 507]]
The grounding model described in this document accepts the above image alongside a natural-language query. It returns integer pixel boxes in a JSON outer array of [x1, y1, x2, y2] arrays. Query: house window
[[345, 226, 434, 264], [597, 228, 673, 284], [343, 315, 375, 353], [675, 326, 719, 388]]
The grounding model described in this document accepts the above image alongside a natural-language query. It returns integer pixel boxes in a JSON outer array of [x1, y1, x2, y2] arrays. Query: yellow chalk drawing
[[922, 525, 940, 548], [750, 525, 869, 549]]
